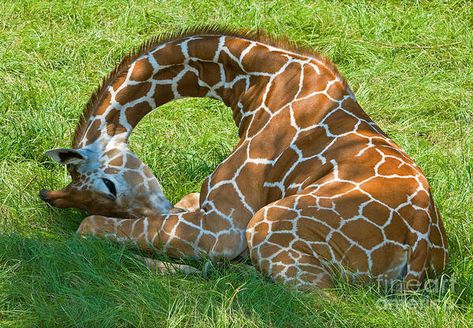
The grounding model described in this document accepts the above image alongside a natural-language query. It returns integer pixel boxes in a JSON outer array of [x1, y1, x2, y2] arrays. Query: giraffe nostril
[[39, 189, 50, 201]]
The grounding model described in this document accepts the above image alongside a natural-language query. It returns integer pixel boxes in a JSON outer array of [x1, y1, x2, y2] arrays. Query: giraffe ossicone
[[40, 28, 448, 289]]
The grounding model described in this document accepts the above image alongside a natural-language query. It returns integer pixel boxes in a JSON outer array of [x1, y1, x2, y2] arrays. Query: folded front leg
[[77, 210, 246, 261], [77, 215, 165, 252]]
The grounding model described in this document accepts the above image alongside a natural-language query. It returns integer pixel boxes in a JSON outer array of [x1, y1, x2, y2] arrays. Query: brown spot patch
[[310, 208, 342, 229], [311, 243, 332, 261], [430, 248, 447, 273], [360, 177, 416, 209], [259, 243, 281, 258], [326, 81, 345, 100], [258, 258, 270, 273], [410, 190, 430, 209], [175, 222, 200, 241], [273, 220, 293, 231], [207, 183, 252, 220], [153, 42, 185, 65], [251, 222, 269, 246], [199, 233, 216, 250], [268, 232, 294, 248], [293, 94, 334, 129], [241, 44, 288, 73], [377, 156, 412, 176], [296, 217, 331, 242], [429, 225, 443, 247], [292, 240, 312, 254], [342, 98, 372, 122], [234, 163, 266, 206], [106, 122, 127, 137], [265, 206, 298, 222], [124, 171, 143, 186], [245, 107, 271, 138], [316, 181, 356, 198], [111, 74, 127, 91], [249, 110, 296, 158], [125, 101, 152, 128], [362, 201, 391, 226], [126, 155, 142, 169], [177, 71, 207, 97], [115, 82, 151, 105], [205, 217, 232, 235], [154, 83, 174, 106], [286, 266, 298, 278], [154, 65, 185, 81], [272, 250, 295, 265], [189, 61, 222, 87], [224, 38, 252, 60], [95, 91, 112, 115], [341, 219, 383, 250], [265, 62, 300, 110], [370, 243, 406, 276], [188, 36, 220, 60], [343, 245, 369, 272], [333, 191, 366, 218], [384, 213, 408, 244], [298, 64, 329, 98], [336, 148, 381, 183], [130, 57, 154, 81], [295, 127, 334, 159], [104, 168, 119, 174], [324, 108, 360, 136]]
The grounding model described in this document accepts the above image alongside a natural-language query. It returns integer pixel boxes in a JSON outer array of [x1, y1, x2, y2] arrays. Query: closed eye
[[102, 178, 117, 199]]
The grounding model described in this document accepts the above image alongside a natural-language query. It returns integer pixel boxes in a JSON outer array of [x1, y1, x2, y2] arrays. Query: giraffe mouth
[[38, 189, 75, 208], [39, 189, 49, 202], [39, 189, 61, 205]]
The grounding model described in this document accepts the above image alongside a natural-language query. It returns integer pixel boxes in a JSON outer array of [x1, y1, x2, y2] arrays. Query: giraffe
[[40, 28, 448, 289]]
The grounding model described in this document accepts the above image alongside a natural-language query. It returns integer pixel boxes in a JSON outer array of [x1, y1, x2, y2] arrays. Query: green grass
[[0, 0, 472, 326]]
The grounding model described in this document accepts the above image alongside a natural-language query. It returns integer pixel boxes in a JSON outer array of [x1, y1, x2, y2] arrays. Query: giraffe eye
[[102, 178, 117, 199]]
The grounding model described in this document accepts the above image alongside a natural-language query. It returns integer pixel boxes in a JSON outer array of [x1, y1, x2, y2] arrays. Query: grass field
[[0, 0, 472, 326]]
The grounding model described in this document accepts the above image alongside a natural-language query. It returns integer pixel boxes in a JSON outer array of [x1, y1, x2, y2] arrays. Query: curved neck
[[76, 35, 273, 149]]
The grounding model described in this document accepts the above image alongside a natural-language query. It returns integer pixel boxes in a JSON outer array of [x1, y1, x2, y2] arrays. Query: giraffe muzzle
[[39, 189, 50, 202], [39, 189, 72, 208]]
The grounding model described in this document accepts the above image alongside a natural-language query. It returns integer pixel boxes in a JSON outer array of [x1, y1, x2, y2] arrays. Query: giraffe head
[[39, 145, 172, 219]]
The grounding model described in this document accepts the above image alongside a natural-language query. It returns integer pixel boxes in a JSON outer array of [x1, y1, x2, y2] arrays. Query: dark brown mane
[[72, 26, 346, 148]]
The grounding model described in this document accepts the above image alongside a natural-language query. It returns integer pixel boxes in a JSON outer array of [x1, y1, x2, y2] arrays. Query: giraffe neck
[[77, 35, 247, 149], [76, 34, 345, 151]]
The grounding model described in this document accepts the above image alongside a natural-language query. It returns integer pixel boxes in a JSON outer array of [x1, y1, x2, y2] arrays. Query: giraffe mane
[[72, 25, 347, 148]]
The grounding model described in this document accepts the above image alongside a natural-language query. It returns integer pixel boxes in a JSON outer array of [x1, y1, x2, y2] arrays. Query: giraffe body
[[41, 30, 448, 289]]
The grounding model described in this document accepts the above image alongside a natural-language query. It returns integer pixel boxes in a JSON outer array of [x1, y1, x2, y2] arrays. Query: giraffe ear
[[44, 148, 88, 165]]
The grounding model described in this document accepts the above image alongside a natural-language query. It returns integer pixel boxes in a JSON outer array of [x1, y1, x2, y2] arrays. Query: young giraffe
[[40, 29, 448, 289]]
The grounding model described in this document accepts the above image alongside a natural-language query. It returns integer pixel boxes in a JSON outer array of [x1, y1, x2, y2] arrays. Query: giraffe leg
[[77, 215, 201, 274], [246, 196, 333, 290]]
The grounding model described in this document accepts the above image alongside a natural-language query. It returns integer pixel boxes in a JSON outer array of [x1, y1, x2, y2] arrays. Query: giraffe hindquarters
[[245, 193, 439, 289]]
